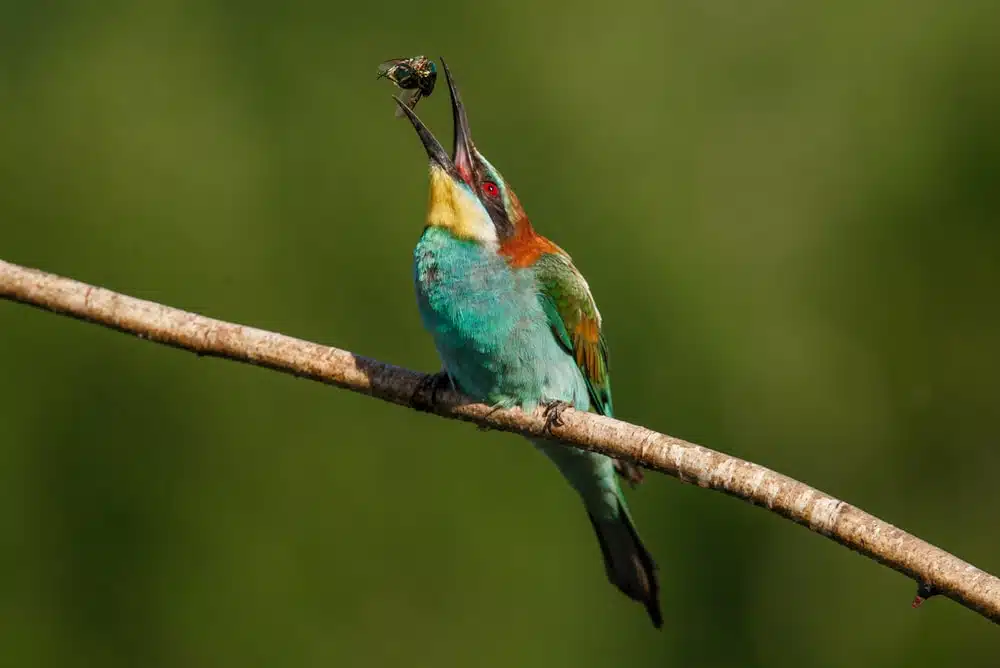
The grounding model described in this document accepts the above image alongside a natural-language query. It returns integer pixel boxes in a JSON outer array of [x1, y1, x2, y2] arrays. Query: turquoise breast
[[413, 227, 590, 412]]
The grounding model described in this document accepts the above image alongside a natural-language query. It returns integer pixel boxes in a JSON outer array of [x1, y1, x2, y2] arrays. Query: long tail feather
[[587, 499, 662, 628]]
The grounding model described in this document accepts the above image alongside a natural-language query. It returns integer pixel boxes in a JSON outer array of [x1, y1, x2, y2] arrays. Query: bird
[[393, 58, 662, 628]]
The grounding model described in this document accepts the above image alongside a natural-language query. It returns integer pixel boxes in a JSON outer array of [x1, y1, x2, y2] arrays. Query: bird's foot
[[409, 370, 452, 412], [614, 460, 646, 488], [477, 403, 507, 432], [542, 400, 572, 434]]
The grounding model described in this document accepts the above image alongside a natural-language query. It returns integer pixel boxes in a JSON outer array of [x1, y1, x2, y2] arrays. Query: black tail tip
[[646, 600, 664, 629]]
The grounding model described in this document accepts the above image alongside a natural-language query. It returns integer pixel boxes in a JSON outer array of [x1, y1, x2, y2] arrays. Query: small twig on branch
[[2, 257, 998, 623]]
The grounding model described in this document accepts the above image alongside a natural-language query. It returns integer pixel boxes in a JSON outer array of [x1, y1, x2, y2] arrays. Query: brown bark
[[2, 257, 997, 624]]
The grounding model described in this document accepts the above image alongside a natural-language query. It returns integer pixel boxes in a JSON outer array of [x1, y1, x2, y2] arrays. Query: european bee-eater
[[396, 60, 662, 628]]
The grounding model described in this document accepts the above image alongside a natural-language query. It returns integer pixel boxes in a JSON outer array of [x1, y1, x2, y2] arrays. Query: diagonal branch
[[2, 257, 998, 624]]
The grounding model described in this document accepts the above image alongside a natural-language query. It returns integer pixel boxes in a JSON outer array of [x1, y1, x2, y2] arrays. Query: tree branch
[[2, 257, 998, 624]]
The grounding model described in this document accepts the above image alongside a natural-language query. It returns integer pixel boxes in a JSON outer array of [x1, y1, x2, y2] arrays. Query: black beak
[[440, 58, 475, 185], [393, 97, 461, 181]]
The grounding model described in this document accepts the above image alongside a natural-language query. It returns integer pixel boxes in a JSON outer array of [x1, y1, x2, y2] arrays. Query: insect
[[377, 56, 437, 117]]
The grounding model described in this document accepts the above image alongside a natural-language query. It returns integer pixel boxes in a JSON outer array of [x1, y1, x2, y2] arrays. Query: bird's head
[[395, 59, 531, 247]]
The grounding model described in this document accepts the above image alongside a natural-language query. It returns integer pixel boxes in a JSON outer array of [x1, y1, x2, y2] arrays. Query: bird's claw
[[477, 403, 506, 431], [410, 371, 451, 412], [614, 460, 646, 488], [542, 400, 572, 433]]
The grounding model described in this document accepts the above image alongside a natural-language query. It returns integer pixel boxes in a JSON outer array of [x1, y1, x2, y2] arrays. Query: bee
[[377, 56, 437, 117]]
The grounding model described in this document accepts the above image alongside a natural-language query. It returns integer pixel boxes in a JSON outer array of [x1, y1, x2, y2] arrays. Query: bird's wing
[[533, 251, 612, 416], [533, 249, 644, 486]]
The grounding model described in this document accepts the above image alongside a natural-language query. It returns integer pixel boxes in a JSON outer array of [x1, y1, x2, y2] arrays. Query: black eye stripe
[[484, 198, 513, 239], [474, 165, 515, 240]]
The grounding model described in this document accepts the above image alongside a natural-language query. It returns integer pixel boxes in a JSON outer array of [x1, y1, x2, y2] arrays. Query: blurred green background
[[2, 0, 999, 665]]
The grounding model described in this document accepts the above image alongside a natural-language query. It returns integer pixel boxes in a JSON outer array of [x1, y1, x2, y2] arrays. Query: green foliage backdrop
[[2, 1, 998, 665]]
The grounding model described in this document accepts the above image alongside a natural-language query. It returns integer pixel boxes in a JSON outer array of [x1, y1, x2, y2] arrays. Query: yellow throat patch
[[425, 166, 496, 243]]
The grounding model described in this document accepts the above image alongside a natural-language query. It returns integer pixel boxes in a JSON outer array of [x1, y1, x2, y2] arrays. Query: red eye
[[481, 181, 500, 198]]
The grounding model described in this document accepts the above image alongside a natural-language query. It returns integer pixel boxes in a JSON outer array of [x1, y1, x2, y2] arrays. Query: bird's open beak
[[395, 57, 474, 189], [394, 97, 461, 181], [441, 58, 475, 187]]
